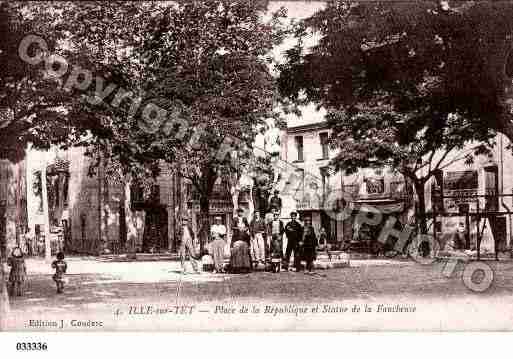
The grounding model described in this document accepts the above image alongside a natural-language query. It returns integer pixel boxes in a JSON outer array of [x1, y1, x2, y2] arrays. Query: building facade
[[23, 145, 245, 256], [424, 134, 513, 255], [281, 118, 513, 255], [281, 121, 344, 244]]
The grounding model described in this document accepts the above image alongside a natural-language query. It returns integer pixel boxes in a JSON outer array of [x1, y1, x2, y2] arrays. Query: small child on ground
[[52, 252, 67, 294], [7, 247, 27, 296]]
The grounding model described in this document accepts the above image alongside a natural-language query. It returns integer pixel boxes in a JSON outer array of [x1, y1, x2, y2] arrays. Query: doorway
[[142, 207, 168, 253]]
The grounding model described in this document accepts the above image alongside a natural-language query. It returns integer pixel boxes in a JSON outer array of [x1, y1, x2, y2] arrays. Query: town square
[[2, 0, 513, 332]]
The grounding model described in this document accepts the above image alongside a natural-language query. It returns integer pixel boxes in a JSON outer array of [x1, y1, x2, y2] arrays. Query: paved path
[[3, 257, 513, 331]]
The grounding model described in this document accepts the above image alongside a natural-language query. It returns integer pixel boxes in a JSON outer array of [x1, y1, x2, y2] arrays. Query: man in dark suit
[[284, 211, 304, 271]]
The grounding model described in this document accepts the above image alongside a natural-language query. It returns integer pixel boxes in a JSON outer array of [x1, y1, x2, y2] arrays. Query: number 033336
[[16, 342, 48, 351]]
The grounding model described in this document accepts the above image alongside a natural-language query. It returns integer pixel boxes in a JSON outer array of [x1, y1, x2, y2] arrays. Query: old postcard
[[1, 0, 513, 335]]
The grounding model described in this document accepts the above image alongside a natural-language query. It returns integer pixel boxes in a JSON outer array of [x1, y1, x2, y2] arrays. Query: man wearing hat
[[177, 217, 200, 274], [284, 211, 304, 271]]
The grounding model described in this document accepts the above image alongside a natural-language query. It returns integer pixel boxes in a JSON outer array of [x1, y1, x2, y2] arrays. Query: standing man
[[267, 210, 285, 272], [178, 217, 200, 274], [23, 227, 34, 257], [284, 211, 304, 271], [250, 211, 266, 265]]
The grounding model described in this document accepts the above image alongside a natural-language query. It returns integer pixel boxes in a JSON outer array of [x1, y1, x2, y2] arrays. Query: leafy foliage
[[0, 2, 74, 161], [277, 0, 512, 233]]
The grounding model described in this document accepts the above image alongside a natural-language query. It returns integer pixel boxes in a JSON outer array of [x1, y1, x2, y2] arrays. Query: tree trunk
[[198, 193, 209, 255], [119, 178, 127, 253], [414, 181, 428, 235], [197, 165, 217, 255], [413, 179, 431, 258]]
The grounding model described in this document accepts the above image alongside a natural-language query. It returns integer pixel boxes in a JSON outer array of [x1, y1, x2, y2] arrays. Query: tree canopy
[[277, 0, 513, 234], [278, 0, 513, 140], [0, 2, 73, 161]]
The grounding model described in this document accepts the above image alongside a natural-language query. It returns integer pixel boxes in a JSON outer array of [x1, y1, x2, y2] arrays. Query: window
[[320, 132, 329, 159], [445, 171, 478, 190], [62, 173, 69, 207], [365, 177, 384, 194], [33, 171, 43, 213], [321, 167, 330, 198], [295, 136, 304, 162]]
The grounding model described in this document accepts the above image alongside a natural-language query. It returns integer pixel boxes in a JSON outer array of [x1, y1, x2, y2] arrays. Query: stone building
[[424, 133, 513, 255], [280, 114, 513, 256], [23, 145, 244, 256], [281, 120, 344, 244]]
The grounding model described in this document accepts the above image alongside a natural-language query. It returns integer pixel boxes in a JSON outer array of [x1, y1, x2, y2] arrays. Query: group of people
[[177, 207, 319, 275]]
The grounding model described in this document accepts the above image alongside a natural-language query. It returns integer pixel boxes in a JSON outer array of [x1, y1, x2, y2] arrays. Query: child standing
[[52, 252, 67, 294], [7, 247, 27, 296]]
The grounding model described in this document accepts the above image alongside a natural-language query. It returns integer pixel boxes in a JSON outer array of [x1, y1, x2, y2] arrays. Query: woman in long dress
[[7, 247, 27, 296], [301, 225, 318, 274], [230, 240, 251, 274], [210, 217, 227, 273]]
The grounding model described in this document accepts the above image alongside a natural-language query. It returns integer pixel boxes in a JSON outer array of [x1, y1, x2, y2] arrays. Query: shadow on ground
[[7, 260, 513, 313]]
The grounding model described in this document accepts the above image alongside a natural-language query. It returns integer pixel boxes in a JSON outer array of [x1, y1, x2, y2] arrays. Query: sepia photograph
[[1, 0, 513, 336]]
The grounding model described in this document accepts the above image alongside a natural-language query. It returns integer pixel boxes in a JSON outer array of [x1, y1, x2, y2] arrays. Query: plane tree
[[277, 0, 500, 237], [138, 0, 287, 250]]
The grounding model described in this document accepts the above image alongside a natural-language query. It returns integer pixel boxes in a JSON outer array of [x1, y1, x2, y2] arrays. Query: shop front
[[343, 199, 408, 254], [296, 194, 342, 245]]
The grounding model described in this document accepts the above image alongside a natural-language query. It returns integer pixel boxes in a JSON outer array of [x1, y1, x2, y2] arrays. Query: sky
[[268, 1, 327, 128]]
